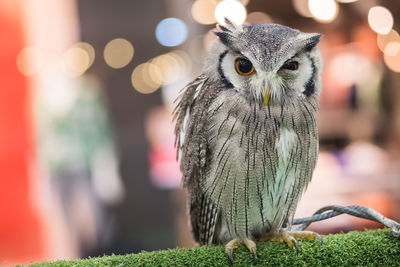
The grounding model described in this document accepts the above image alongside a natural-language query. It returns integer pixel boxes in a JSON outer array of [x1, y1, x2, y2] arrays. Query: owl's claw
[[291, 230, 323, 246], [225, 238, 257, 265], [260, 229, 321, 253], [292, 239, 300, 254], [251, 247, 257, 264], [224, 230, 320, 264], [227, 247, 234, 265]]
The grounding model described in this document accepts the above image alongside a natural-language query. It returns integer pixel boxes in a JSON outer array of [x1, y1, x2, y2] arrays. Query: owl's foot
[[260, 229, 322, 253], [225, 238, 257, 265]]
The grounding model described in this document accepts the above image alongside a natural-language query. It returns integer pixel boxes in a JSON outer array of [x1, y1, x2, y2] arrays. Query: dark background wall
[[77, 0, 175, 254]]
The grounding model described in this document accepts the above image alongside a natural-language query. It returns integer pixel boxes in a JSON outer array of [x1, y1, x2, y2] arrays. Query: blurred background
[[0, 0, 400, 265]]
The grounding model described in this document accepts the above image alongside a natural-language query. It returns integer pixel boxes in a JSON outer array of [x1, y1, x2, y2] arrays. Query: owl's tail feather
[[292, 205, 400, 238]]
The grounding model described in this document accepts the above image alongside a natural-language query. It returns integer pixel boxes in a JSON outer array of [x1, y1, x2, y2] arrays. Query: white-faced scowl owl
[[174, 19, 322, 264]]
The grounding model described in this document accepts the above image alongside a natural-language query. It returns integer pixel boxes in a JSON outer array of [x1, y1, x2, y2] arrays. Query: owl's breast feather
[[275, 126, 298, 164], [263, 126, 299, 230]]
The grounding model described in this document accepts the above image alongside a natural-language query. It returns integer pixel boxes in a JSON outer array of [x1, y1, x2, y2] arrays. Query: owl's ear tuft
[[213, 31, 233, 46], [218, 24, 232, 33], [304, 33, 322, 51], [223, 18, 241, 31], [214, 18, 242, 46]]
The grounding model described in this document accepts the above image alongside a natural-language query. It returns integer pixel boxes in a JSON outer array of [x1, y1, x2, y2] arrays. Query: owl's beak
[[264, 90, 269, 106]]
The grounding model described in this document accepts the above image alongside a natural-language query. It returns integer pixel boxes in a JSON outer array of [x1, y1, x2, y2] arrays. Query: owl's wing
[[173, 74, 207, 169], [188, 189, 219, 245], [174, 75, 221, 245]]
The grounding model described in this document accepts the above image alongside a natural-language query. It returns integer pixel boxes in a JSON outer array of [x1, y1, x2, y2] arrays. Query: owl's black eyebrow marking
[[303, 55, 316, 96], [218, 50, 234, 89], [214, 31, 232, 46]]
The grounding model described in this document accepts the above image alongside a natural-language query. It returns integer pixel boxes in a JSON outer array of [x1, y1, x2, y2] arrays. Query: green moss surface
[[27, 229, 400, 266]]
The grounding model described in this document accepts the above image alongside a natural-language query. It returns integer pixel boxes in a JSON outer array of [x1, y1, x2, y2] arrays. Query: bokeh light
[[368, 6, 393, 35], [191, 0, 217, 25], [16, 46, 44, 76], [150, 50, 191, 85], [384, 42, 400, 57], [75, 42, 95, 67], [292, 0, 312, 18], [155, 18, 188, 47], [215, 0, 247, 26], [377, 29, 400, 53], [151, 54, 176, 84], [169, 50, 192, 80], [104, 38, 134, 69], [131, 62, 162, 94], [62, 46, 90, 78], [308, 0, 338, 23], [384, 51, 400, 73]]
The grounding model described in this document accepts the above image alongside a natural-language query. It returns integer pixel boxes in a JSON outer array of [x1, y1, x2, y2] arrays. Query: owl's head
[[204, 19, 322, 106]]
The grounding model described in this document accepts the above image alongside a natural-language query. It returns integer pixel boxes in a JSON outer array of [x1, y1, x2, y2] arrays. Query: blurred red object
[[146, 106, 182, 189], [0, 2, 45, 265]]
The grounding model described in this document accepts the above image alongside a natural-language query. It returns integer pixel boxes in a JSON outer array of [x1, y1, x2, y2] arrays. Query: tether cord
[[292, 205, 400, 237]]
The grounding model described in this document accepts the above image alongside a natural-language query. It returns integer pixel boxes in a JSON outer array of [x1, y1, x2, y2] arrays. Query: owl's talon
[[261, 229, 321, 253], [225, 238, 257, 265], [227, 248, 234, 265], [293, 239, 300, 254], [291, 230, 323, 246], [286, 234, 300, 254], [315, 232, 322, 245], [251, 247, 257, 264]]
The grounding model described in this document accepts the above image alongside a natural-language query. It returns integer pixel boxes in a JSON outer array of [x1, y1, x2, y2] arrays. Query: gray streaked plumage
[[174, 20, 322, 247]]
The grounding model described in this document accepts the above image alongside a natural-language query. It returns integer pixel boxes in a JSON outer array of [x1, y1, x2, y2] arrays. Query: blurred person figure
[[35, 76, 124, 258]]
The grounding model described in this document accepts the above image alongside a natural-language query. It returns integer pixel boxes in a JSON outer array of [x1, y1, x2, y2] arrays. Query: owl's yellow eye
[[235, 58, 255, 76]]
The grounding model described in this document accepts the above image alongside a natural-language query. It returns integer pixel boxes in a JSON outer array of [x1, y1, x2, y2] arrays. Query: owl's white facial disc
[[218, 49, 319, 105], [209, 23, 321, 106]]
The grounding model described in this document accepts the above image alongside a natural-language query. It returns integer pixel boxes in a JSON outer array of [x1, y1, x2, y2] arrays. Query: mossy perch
[[28, 229, 399, 266]]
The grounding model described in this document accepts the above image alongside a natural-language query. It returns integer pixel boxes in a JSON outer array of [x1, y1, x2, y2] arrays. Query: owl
[[174, 19, 322, 264]]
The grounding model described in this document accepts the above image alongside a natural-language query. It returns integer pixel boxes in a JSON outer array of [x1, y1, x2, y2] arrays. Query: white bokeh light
[[215, 0, 247, 25], [368, 6, 393, 35], [308, 0, 338, 23]]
